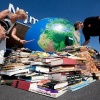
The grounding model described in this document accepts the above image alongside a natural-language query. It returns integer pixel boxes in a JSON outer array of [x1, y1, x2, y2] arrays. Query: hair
[[15, 9, 27, 20], [74, 21, 82, 30]]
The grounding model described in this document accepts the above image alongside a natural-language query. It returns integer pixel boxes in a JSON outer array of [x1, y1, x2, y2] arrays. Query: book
[[57, 52, 86, 60], [50, 57, 77, 66], [28, 66, 50, 73], [49, 73, 82, 85], [19, 74, 48, 81], [37, 79, 51, 86], [38, 86, 59, 93], [20, 52, 30, 57], [13, 79, 68, 98], [38, 85, 68, 93], [0, 75, 18, 85], [29, 87, 67, 98], [0, 68, 30, 76], [2, 66, 26, 71], [42, 57, 61, 63], [2, 63, 25, 70], [49, 70, 82, 75], [68, 81, 89, 91], [42, 80, 68, 90], [67, 78, 82, 86], [84, 76, 96, 83], [49, 70, 83, 84], [13, 79, 37, 91], [15, 72, 38, 77], [31, 62, 44, 65], [51, 65, 75, 72], [32, 74, 48, 80], [73, 57, 87, 61], [48, 72, 67, 81]]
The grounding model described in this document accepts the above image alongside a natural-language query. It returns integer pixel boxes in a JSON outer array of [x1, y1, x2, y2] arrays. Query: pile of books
[[0, 46, 99, 98]]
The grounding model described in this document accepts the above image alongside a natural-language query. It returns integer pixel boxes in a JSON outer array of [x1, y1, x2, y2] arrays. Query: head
[[15, 9, 27, 20], [74, 21, 83, 30]]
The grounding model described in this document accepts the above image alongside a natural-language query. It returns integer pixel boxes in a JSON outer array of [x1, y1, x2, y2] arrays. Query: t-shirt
[[82, 16, 100, 41], [73, 30, 82, 46]]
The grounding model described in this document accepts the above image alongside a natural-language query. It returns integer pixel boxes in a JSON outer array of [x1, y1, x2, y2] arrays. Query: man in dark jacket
[[74, 16, 100, 45]]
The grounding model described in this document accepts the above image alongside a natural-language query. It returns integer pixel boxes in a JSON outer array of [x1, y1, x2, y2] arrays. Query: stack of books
[[1, 63, 30, 76], [12, 79, 68, 98], [1, 46, 98, 98], [18, 72, 49, 82]]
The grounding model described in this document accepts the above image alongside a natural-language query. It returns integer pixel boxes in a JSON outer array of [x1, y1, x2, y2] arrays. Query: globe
[[24, 18, 80, 52]]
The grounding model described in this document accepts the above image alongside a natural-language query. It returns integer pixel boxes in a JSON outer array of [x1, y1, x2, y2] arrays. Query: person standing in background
[[74, 16, 100, 46]]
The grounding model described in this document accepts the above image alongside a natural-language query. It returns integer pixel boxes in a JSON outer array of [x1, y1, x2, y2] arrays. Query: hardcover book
[[51, 65, 75, 72], [38, 85, 68, 93], [50, 57, 77, 66], [28, 66, 50, 73], [19, 74, 48, 81], [13, 79, 37, 91], [42, 57, 61, 63], [29, 86, 67, 98], [48, 70, 83, 83], [0, 68, 30, 76], [41, 80, 68, 90]]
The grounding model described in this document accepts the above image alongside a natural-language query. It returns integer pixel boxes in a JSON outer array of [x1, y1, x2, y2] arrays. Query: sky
[[0, 0, 100, 51]]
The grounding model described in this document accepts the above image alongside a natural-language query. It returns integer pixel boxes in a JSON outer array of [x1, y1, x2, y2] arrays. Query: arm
[[0, 25, 6, 39], [82, 39, 90, 46], [0, 9, 10, 20], [11, 26, 27, 44], [82, 29, 90, 46]]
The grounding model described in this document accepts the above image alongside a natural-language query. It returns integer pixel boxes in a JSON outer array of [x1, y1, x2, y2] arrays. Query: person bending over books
[[0, 9, 27, 64], [0, 9, 27, 84], [0, 9, 27, 44], [74, 16, 100, 46]]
